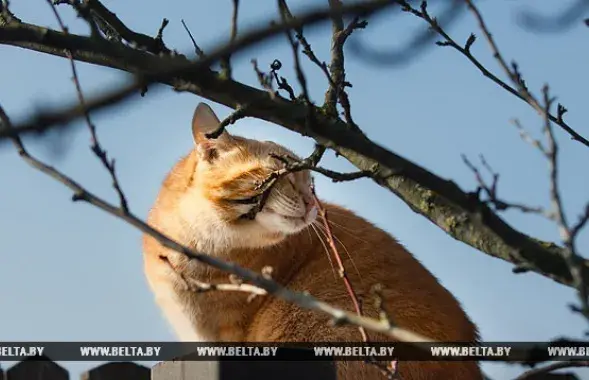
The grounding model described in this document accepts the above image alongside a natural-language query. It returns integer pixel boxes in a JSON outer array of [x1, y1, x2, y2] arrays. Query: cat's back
[[144, 152, 197, 251], [147, 152, 196, 222], [249, 202, 482, 378], [254, 202, 479, 343], [142, 151, 201, 301]]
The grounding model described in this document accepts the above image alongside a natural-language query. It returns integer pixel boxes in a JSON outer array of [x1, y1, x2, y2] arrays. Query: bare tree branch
[[0, 0, 394, 140], [55, 0, 171, 54], [538, 86, 589, 321], [461, 154, 549, 217], [313, 192, 397, 379], [3, 5, 589, 375], [314, 193, 368, 342], [0, 0, 586, 293], [278, 0, 334, 90], [46, 0, 129, 212], [0, 103, 437, 347], [464, 85, 589, 321], [180, 19, 205, 58], [350, 1, 464, 66], [324, 0, 365, 128], [234, 142, 370, 221], [164, 258, 268, 297], [6, 93, 577, 368], [396, 0, 589, 148], [220, 0, 240, 79], [371, 284, 400, 378]]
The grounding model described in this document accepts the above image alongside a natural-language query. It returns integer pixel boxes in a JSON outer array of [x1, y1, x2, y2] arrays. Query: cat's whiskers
[[318, 209, 362, 220], [325, 219, 370, 245], [312, 221, 362, 280], [272, 188, 303, 216], [305, 224, 313, 245], [310, 223, 337, 279], [273, 188, 298, 206]]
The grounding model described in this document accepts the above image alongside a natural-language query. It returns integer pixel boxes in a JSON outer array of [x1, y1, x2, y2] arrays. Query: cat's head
[[177, 103, 318, 251]]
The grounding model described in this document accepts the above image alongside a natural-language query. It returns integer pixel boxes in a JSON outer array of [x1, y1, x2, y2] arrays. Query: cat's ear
[[191, 103, 231, 162]]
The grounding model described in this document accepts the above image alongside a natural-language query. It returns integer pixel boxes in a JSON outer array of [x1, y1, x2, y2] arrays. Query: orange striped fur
[[143, 103, 483, 379]]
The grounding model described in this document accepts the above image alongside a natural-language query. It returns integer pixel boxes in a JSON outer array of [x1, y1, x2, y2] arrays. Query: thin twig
[[324, 0, 364, 129], [278, 0, 312, 107], [314, 193, 368, 342], [325, 0, 345, 116], [540, 85, 589, 321], [46, 0, 129, 212], [278, 0, 362, 131], [181, 19, 205, 58], [278, 1, 335, 88], [269, 59, 297, 101], [220, 0, 240, 79], [205, 104, 250, 139], [464, 84, 589, 321], [512, 118, 548, 155], [462, 0, 588, 148], [276, 0, 322, 163], [461, 154, 548, 217], [314, 193, 398, 379], [230, 0, 239, 44], [251, 59, 279, 99], [56, 0, 171, 54], [163, 257, 267, 297], [571, 204, 589, 239], [397, 0, 589, 148], [241, 146, 370, 220], [371, 284, 399, 378], [155, 18, 169, 45]]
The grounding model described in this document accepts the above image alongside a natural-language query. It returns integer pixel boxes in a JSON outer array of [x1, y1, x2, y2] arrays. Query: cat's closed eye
[[226, 195, 261, 220], [228, 197, 260, 206]]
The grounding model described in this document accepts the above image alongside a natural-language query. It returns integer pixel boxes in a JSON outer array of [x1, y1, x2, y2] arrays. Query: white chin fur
[[256, 209, 314, 235]]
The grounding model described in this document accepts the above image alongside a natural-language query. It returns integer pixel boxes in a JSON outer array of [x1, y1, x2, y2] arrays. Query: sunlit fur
[[176, 136, 316, 254], [143, 103, 483, 380]]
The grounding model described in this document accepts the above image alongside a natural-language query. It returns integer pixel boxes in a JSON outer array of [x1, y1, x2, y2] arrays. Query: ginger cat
[[143, 103, 483, 379]]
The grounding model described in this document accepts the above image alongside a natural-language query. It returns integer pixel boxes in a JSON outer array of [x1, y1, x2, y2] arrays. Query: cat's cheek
[[256, 212, 302, 235], [255, 212, 284, 232]]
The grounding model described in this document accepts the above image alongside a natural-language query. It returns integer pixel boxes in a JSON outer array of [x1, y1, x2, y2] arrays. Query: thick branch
[[0, 8, 586, 289], [62, 0, 171, 54]]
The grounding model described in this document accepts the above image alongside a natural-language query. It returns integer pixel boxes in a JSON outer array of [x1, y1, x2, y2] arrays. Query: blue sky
[[1, 0, 588, 379]]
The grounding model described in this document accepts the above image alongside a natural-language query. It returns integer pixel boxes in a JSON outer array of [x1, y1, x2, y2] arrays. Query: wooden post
[[152, 348, 336, 380], [6, 356, 69, 380], [81, 362, 150, 380]]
